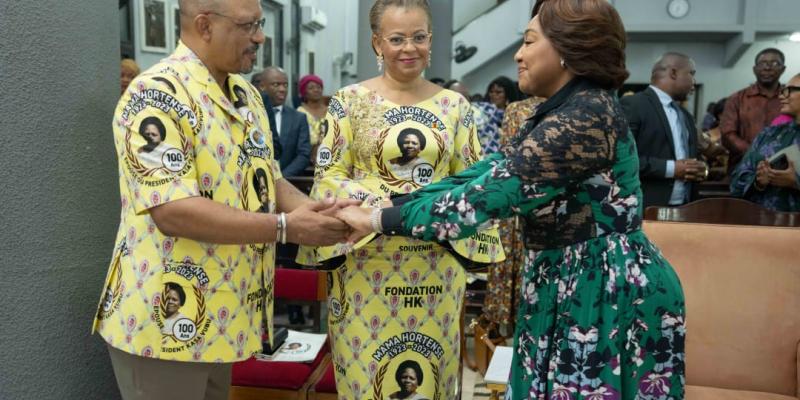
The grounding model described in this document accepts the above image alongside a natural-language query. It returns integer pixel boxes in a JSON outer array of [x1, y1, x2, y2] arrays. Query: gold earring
[[377, 54, 384, 71]]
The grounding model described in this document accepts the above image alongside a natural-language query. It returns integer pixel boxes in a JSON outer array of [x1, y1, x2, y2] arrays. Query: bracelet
[[275, 213, 287, 244], [275, 213, 284, 243], [279, 213, 287, 244], [370, 208, 383, 234]]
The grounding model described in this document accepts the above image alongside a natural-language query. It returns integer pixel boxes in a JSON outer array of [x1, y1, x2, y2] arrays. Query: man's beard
[[239, 45, 260, 74]]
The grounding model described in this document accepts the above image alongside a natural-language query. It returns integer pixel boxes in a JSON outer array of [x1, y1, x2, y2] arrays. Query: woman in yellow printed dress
[[299, 1, 502, 399], [297, 74, 328, 165]]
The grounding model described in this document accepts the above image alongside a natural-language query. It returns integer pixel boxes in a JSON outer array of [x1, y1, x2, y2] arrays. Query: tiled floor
[[465, 365, 501, 399], [461, 327, 503, 400]]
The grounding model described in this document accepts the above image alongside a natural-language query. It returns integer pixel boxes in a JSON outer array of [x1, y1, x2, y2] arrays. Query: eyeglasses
[[382, 32, 432, 48], [756, 60, 784, 69], [207, 12, 265, 35], [780, 85, 800, 97]]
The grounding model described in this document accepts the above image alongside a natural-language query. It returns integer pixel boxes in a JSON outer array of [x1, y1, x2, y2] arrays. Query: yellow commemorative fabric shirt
[[92, 43, 280, 363]]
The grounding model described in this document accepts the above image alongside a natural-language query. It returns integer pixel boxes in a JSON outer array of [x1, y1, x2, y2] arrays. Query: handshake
[[284, 198, 389, 246]]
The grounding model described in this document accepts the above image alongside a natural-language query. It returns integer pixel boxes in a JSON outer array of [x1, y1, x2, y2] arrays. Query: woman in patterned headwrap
[[297, 74, 328, 164]]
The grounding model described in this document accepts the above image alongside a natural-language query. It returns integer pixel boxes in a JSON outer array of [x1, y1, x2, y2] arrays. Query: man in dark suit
[[622, 52, 707, 208], [251, 72, 281, 159], [257, 66, 310, 177]]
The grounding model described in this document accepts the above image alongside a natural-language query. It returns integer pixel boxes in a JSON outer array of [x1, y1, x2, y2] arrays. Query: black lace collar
[[526, 77, 600, 128]]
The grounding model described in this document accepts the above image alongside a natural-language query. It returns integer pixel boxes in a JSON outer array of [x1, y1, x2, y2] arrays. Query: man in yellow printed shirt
[[92, 1, 356, 399]]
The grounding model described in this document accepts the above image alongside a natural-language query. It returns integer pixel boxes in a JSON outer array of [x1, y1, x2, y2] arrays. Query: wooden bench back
[[644, 198, 800, 227]]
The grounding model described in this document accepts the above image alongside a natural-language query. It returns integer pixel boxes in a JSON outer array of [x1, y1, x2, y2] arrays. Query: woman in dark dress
[[338, 0, 686, 398], [730, 73, 800, 211]]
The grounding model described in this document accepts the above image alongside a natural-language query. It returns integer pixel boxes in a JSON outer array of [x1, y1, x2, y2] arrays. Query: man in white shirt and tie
[[257, 66, 311, 177], [622, 52, 708, 207]]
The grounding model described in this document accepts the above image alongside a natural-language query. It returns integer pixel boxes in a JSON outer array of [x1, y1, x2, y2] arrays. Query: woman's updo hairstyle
[[532, 0, 629, 90], [369, 0, 432, 55]]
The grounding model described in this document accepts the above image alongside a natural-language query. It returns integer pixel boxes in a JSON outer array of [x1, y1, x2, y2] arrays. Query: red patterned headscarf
[[298, 74, 323, 99]]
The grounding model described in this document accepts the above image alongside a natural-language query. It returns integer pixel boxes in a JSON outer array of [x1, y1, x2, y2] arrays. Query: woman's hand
[[768, 161, 799, 189], [755, 160, 770, 190], [336, 206, 375, 243]]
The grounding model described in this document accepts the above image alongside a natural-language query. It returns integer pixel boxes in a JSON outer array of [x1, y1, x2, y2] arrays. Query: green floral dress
[[381, 79, 686, 400]]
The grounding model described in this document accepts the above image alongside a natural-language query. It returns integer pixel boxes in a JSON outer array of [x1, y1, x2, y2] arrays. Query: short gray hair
[[651, 52, 692, 80]]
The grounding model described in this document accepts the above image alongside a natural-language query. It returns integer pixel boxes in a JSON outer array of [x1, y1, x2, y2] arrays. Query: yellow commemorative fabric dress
[[298, 84, 504, 400], [92, 43, 280, 363], [297, 105, 325, 147]]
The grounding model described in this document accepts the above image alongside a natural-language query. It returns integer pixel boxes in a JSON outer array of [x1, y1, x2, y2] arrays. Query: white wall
[[453, 0, 497, 32], [461, 35, 800, 120], [450, 0, 533, 79], [627, 37, 800, 115], [133, 0, 181, 69], [130, 0, 800, 111], [613, 0, 741, 28], [301, 0, 359, 96], [461, 43, 518, 98], [129, 0, 359, 100]]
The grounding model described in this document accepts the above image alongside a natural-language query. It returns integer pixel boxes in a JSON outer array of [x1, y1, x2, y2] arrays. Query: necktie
[[273, 107, 281, 114], [671, 102, 689, 146]]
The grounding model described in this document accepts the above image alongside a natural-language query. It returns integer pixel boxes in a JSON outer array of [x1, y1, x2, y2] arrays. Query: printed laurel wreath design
[[98, 254, 124, 320], [372, 359, 441, 400], [193, 285, 206, 330], [314, 119, 341, 182], [329, 119, 343, 156], [240, 173, 250, 211], [124, 120, 192, 177], [373, 361, 390, 398], [190, 101, 203, 135], [159, 284, 206, 342], [466, 128, 480, 165], [431, 361, 441, 400], [375, 127, 446, 189], [337, 270, 347, 307], [328, 269, 350, 325]]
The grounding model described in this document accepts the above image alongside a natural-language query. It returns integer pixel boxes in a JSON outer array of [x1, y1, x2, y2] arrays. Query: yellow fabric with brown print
[[92, 43, 281, 363], [298, 84, 504, 399]]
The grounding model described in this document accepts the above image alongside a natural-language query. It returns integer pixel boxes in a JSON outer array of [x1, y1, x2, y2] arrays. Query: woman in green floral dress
[[338, 1, 686, 399]]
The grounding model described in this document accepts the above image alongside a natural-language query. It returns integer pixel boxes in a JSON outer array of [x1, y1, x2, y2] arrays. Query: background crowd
[[120, 42, 799, 214], [71, 0, 800, 398]]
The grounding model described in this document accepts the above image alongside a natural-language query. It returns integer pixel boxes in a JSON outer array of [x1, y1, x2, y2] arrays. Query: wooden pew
[[644, 197, 800, 227]]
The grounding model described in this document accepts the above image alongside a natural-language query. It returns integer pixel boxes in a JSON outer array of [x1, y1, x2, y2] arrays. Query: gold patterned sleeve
[[309, 93, 382, 206], [449, 97, 482, 174]]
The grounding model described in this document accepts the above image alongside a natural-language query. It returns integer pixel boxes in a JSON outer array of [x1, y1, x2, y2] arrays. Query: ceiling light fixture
[[790, 32, 800, 42]]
